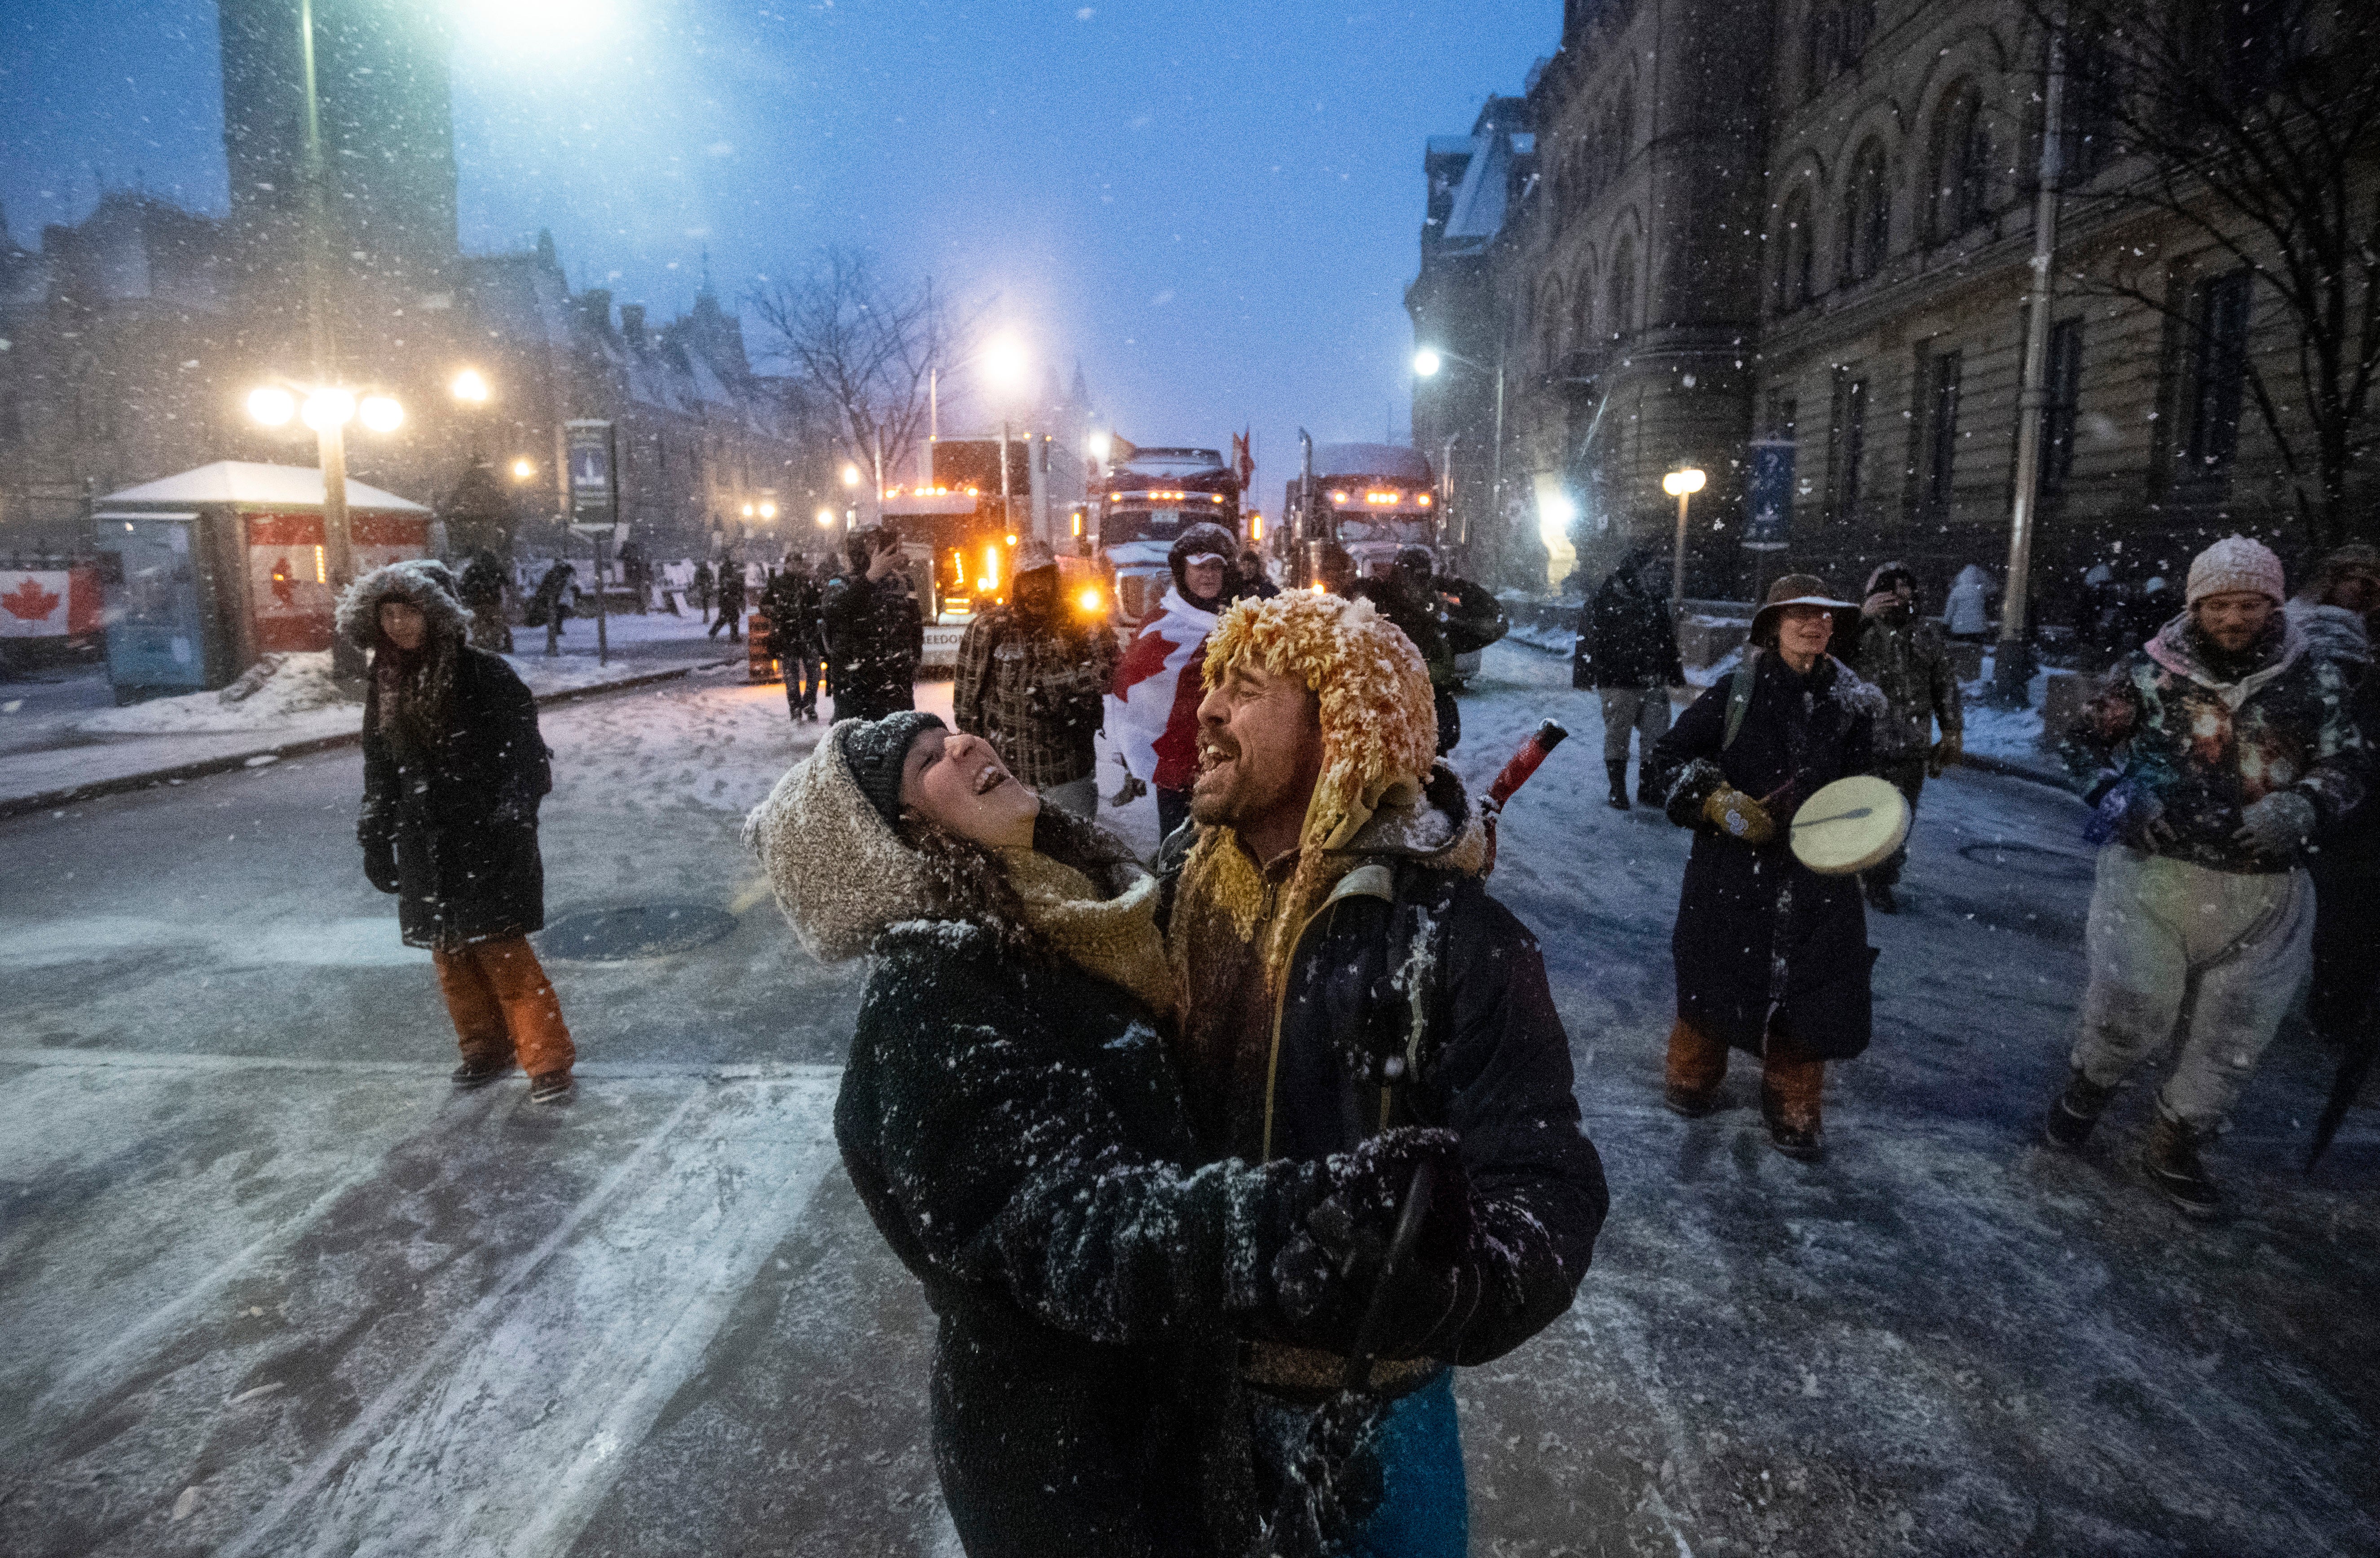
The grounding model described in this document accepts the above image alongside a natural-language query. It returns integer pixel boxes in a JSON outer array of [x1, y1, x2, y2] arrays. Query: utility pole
[[295, 0, 359, 679], [1996, 0, 2068, 706]]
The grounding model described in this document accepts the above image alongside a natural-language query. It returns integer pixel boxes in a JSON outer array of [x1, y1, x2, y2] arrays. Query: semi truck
[[1088, 446, 1242, 627], [1280, 441, 1440, 585]]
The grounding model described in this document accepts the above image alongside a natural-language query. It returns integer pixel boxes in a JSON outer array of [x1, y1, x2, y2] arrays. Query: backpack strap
[[1723, 650, 1760, 751]]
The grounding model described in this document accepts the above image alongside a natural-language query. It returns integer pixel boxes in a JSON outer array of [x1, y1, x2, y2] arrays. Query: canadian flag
[[0, 569, 102, 639], [1105, 587, 1217, 791]]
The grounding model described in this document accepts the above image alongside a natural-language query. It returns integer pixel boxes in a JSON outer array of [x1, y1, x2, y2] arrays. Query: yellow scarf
[[996, 848, 1178, 1013]]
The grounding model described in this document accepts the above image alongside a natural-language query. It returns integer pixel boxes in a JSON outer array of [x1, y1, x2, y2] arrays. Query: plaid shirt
[[953, 607, 1122, 789]]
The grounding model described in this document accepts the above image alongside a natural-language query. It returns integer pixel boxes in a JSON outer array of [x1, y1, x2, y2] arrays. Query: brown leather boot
[[1664, 1018, 1728, 1117], [1761, 1035, 1826, 1161]]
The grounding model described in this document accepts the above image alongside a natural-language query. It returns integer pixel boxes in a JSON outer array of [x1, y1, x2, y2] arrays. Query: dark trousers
[[1866, 758, 1926, 887], [781, 649, 821, 716], [709, 609, 742, 641], [2310, 866, 2380, 1041], [1156, 786, 1193, 844], [1433, 686, 1461, 755]]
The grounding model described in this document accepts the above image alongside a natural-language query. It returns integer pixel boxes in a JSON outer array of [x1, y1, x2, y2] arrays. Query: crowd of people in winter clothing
[[325, 520, 2378, 1556]]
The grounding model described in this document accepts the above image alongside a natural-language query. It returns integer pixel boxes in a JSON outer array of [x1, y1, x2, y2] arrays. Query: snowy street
[[3, 640, 2374, 1556]]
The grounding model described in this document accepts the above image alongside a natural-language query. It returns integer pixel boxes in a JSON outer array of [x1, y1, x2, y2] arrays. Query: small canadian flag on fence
[[0, 569, 104, 639]]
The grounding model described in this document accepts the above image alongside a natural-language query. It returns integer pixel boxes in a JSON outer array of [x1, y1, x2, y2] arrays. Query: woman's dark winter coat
[[350, 568, 551, 949], [822, 569, 926, 721], [745, 741, 1405, 1558], [1654, 650, 1882, 1059]]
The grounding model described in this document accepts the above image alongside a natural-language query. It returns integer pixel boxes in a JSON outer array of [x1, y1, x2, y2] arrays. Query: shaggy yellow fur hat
[[1200, 591, 1438, 852]]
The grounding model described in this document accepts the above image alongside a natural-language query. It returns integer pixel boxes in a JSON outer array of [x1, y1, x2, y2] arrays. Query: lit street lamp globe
[[511, 458, 536, 481], [758, 501, 778, 520], [357, 395, 405, 434], [1412, 348, 1443, 378], [247, 386, 297, 427], [815, 508, 837, 529], [841, 463, 862, 488], [1662, 468, 1707, 497], [980, 334, 1028, 389], [450, 368, 490, 405]]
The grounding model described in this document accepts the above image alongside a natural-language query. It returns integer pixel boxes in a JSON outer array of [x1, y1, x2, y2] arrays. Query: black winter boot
[[1637, 763, 1660, 808], [1606, 760, 1631, 811], [2043, 1069, 2116, 1149], [2142, 1111, 2221, 1220]]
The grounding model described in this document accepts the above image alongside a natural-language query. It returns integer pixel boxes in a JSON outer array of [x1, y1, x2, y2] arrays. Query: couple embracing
[[745, 590, 1608, 1557]]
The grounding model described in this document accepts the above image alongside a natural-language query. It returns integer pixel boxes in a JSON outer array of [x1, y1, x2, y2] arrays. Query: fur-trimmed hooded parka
[[741, 720, 1434, 1558], [344, 561, 550, 949]]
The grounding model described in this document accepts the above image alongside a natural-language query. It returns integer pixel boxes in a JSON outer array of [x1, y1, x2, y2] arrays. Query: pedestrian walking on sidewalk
[[1161, 591, 1607, 1554], [530, 561, 574, 656], [1351, 546, 1464, 755], [759, 552, 824, 722], [743, 711, 1445, 1558], [2049, 536, 2366, 1217], [343, 561, 575, 1104], [1851, 562, 1962, 913], [691, 559, 715, 621], [954, 538, 1121, 817], [709, 557, 747, 642], [1105, 523, 1236, 841], [1574, 550, 1685, 810], [1654, 575, 1884, 1161]]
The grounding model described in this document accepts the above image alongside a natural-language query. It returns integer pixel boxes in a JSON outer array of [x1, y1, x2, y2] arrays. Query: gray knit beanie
[[840, 711, 945, 830]]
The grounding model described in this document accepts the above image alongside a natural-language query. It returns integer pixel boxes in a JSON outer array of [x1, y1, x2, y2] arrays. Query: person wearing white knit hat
[[2048, 534, 2368, 1218]]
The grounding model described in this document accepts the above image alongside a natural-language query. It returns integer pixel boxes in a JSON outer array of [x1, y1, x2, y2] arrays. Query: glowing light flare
[[1537, 490, 1579, 552], [1076, 587, 1104, 614], [511, 458, 537, 481], [357, 394, 404, 433], [842, 464, 862, 487], [302, 388, 357, 430], [1329, 490, 1349, 505], [1412, 348, 1444, 377], [247, 386, 296, 427], [450, 368, 490, 404], [1417, 494, 1432, 508], [758, 501, 777, 520], [979, 334, 1029, 388], [313, 545, 326, 584], [1086, 431, 1112, 461], [1662, 468, 1708, 497], [816, 508, 838, 528], [982, 545, 1000, 591], [1250, 514, 1265, 541]]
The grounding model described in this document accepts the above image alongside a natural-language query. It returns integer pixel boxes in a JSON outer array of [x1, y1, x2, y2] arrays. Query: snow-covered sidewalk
[[0, 646, 736, 817]]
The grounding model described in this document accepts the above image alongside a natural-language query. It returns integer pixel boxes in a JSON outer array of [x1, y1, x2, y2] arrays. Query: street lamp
[[1412, 344, 1506, 560], [1663, 467, 1708, 607], [450, 368, 490, 405], [842, 463, 862, 489], [510, 458, 537, 481], [758, 500, 778, 521], [815, 507, 837, 529], [248, 379, 406, 644]]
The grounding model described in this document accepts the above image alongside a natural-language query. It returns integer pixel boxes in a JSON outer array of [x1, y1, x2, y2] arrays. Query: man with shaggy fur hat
[[955, 538, 1121, 817], [2050, 535, 2366, 1217], [1851, 561, 1962, 913], [343, 561, 575, 1103], [1159, 590, 1608, 1554]]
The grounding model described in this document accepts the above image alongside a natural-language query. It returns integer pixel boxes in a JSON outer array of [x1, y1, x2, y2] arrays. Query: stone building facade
[[0, 0, 811, 565], [1411, 0, 2379, 620]]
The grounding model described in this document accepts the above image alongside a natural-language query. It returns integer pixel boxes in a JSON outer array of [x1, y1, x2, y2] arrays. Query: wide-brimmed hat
[[1749, 573, 1860, 646]]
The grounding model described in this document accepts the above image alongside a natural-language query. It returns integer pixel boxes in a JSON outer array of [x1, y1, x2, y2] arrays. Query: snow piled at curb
[[72, 651, 657, 737]]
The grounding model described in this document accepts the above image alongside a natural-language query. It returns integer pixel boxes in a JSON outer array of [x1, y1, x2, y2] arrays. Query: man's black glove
[[362, 836, 399, 895], [1272, 1128, 1474, 1357]]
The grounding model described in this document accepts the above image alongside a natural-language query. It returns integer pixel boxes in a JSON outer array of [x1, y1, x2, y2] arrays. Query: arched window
[[1571, 268, 1595, 345], [1803, 4, 1838, 98], [1541, 280, 1567, 371], [1607, 239, 1636, 337], [1775, 188, 1815, 310], [1841, 141, 1890, 282], [1926, 86, 1989, 240]]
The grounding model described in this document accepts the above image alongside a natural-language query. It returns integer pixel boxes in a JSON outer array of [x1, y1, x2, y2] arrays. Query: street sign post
[[566, 419, 618, 665]]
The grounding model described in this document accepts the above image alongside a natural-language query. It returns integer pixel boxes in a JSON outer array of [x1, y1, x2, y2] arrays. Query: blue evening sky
[[0, 0, 1557, 512]]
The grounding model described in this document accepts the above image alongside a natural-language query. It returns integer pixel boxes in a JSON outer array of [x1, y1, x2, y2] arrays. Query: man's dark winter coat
[[823, 568, 924, 721], [715, 562, 748, 618], [1656, 650, 1882, 1058], [1574, 568, 1684, 689], [354, 593, 552, 950], [1159, 768, 1609, 1369], [758, 568, 823, 653]]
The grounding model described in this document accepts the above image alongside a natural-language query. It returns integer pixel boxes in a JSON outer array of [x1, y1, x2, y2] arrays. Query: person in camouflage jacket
[[1851, 562, 1963, 910], [2047, 536, 2367, 1220], [954, 539, 1122, 816]]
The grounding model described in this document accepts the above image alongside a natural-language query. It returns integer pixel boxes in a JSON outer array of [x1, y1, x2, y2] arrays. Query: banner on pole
[[1744, 436, 1794, 552]]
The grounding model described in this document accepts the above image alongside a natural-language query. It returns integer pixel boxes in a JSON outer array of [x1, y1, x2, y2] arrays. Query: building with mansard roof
[[1412, 0, 2379, 623]]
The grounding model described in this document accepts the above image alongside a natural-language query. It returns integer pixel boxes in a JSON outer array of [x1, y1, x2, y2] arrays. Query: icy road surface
[[1, 643, 2373, 1556]]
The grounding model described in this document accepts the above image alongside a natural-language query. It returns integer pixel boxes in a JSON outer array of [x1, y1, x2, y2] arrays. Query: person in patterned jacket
[[954, 538, 1121, 818], [2047, 535, 2367, 1218], [1851, 562, 1962, 913]]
